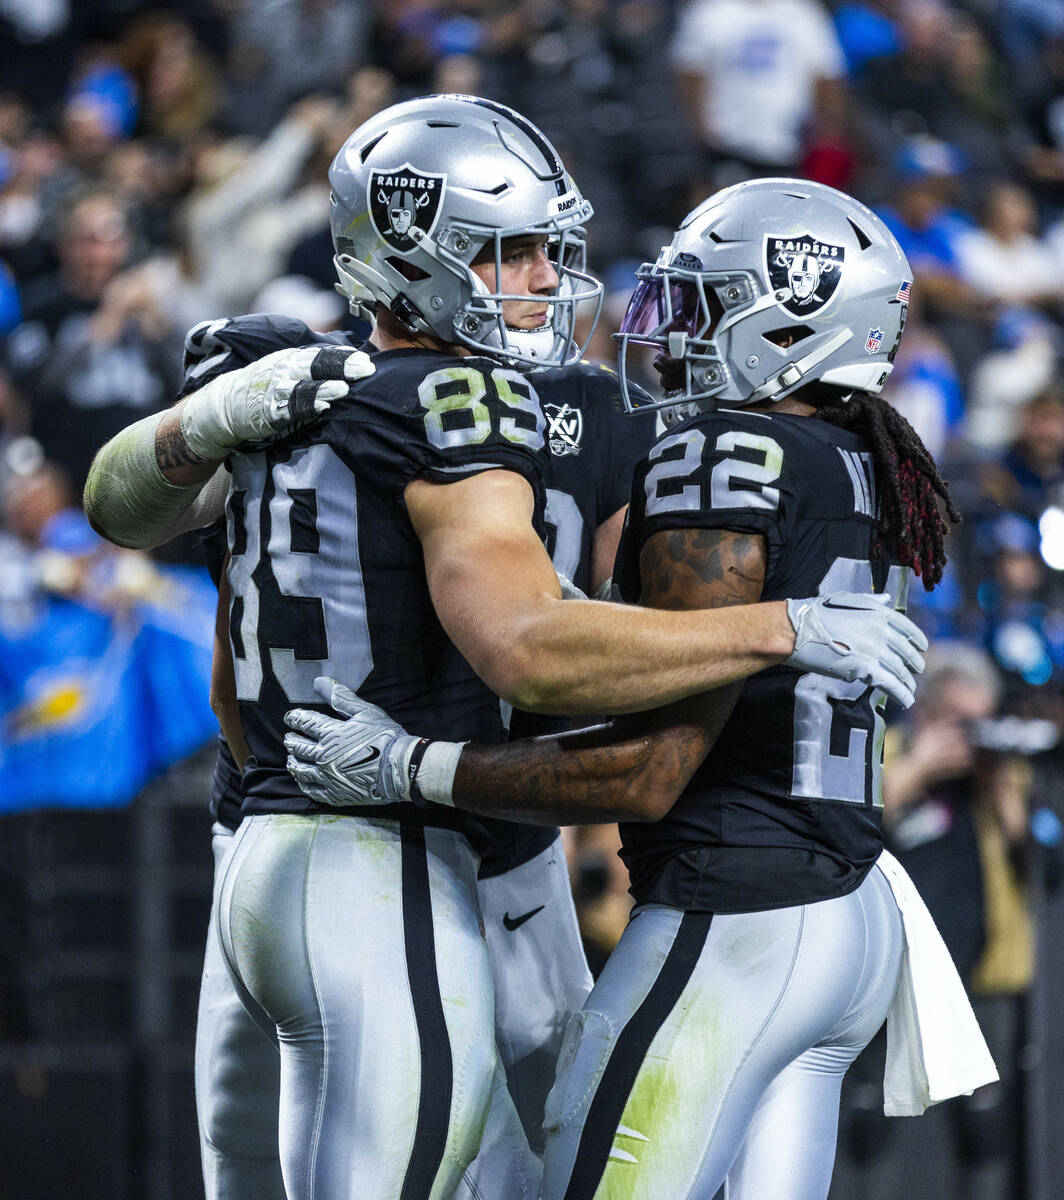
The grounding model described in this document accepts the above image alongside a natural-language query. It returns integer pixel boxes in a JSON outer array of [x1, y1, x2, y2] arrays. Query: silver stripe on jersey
[[837, 448, 877, 518]]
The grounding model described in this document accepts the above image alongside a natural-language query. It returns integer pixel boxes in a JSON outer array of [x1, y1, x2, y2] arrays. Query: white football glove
[[557, 573, 617, 602], [593, 576, 619, 603], [180, 345, 375, 460], [786, 592, 928, 708], [284, 677, 463, 808], [556, 571, 587, 601]]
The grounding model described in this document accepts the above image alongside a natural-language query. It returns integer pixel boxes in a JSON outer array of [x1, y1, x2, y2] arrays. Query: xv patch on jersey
[[544, 401, 583, 456]]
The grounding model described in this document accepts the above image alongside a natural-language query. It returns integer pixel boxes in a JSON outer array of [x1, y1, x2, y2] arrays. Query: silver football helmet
[[329, 94, 603, 368], [615, 178, 913, 417]]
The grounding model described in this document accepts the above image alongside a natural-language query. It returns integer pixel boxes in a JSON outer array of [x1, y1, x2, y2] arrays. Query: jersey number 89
[[418, 365, 545, 451], [227, 444, 372, 704]]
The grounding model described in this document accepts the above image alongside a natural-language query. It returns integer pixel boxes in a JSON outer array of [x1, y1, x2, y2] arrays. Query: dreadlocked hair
[[812, 386, 961, 590]]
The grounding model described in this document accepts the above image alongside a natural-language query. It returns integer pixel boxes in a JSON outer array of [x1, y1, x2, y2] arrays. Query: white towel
[[876, 849, 999, 1117]]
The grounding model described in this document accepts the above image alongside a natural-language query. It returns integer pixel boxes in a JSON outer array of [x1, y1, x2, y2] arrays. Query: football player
[[85, 98, 926, 1200], [277, 179, 975, 1200], [178, 312, 658, 1196]]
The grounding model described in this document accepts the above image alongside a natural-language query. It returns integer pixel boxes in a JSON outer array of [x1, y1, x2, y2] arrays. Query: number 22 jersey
[[616, 407, 909, 914]]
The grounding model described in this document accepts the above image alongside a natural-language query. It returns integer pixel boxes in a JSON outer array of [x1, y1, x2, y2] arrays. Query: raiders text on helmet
[[615, 178, 913, 416], [329, 94, 602, 368]]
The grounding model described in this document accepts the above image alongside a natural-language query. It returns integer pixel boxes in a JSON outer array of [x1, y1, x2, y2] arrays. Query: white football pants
[[541, 862, 905, 1200]]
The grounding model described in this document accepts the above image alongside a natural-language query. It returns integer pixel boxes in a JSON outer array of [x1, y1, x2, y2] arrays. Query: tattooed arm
[[446, 526, 766, 824], [154, 405, 216, 483]]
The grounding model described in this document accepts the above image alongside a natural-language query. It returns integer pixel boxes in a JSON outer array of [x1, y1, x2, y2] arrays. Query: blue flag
[[0, 570, 217, 813]]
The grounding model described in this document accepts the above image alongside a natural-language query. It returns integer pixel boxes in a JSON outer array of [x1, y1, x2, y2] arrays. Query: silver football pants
[[216, 813, 498, 1199], [200, 820, 589, 1200], [195, 822, 286, 1200], [477, 835, 594, 1152], [541, 862, 904, 1200]]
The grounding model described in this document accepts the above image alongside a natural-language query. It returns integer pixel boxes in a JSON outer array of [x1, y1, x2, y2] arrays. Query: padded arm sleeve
[[83, 410, 228, 549]]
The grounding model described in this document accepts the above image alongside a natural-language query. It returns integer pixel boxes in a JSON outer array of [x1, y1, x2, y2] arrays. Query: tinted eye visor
[[619, 270, 723, 341]]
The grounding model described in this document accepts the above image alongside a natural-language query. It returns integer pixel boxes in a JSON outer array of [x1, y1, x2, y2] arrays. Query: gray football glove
[[181, 345, 375, 460], [284, 676, 434, 807], [786, 592, 928, 708]]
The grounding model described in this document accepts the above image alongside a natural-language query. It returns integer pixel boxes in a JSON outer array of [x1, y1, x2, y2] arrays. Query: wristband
[[406, 738, 432, 807], [412, 740, 466, 808]]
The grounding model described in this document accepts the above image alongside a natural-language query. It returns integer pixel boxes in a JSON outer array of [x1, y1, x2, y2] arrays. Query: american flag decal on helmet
[[896, 280, 912, 303]]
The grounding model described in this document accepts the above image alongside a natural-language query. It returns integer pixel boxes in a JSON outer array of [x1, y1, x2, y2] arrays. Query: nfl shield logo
[[866, 327, 883, 354], [766, 234, 845, 317], [368, 163, 447, 253]]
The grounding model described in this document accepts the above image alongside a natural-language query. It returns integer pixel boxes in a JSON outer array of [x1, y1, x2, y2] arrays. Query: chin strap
[[503, 325, 559, 361], [661, 401, 700, 428]]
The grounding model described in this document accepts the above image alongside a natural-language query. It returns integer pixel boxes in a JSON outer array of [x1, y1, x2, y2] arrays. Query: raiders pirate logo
[[544, 402, 583, 456], [368, 163, 446, 252], [766, 234, 844, 317]]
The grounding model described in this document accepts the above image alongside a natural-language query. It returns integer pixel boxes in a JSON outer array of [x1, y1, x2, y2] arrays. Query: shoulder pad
[[183, 312, 319, 374]]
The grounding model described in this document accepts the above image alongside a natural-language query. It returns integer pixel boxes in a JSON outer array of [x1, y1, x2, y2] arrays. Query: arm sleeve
[[83, 410, 228, 549], [84, 312, 318, 548]]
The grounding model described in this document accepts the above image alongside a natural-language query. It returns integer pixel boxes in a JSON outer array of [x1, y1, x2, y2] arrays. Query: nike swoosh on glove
[[283, 676, 421, 807], [786, 592, 928, 709], [180, 345, 374, 460]]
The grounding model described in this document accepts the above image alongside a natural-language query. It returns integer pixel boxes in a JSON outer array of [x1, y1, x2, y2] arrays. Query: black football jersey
[[185, 317, 350, 831], [182, 314, 550, 845], [615, 408, 909, 914], [536, 361, 657, 596], [228, 348, 548, 837]]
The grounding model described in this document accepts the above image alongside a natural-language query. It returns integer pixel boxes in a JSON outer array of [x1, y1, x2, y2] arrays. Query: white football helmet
[[329, 94, 603, 368], [615, 178, 913, 417]]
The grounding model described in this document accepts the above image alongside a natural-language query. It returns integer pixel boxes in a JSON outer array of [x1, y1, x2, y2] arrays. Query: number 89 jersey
[[226, 344, 548, 829], [616, 408, 908, 914]]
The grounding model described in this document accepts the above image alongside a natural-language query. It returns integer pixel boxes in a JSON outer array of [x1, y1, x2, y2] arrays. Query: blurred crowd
[[2, 0, 1064, 1188]]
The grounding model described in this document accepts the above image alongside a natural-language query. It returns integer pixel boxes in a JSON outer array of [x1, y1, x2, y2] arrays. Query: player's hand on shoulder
[[785, 592, 928, 709], [556, 571, 587, 601], [180, 345, 375, 460], [283, 676, 420, 807]]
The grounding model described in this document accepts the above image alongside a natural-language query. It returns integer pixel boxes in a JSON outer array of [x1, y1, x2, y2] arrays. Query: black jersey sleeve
[[392, 355, 547, 493], [198, 517, 228, 587], [179, 313, 349, 395]]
